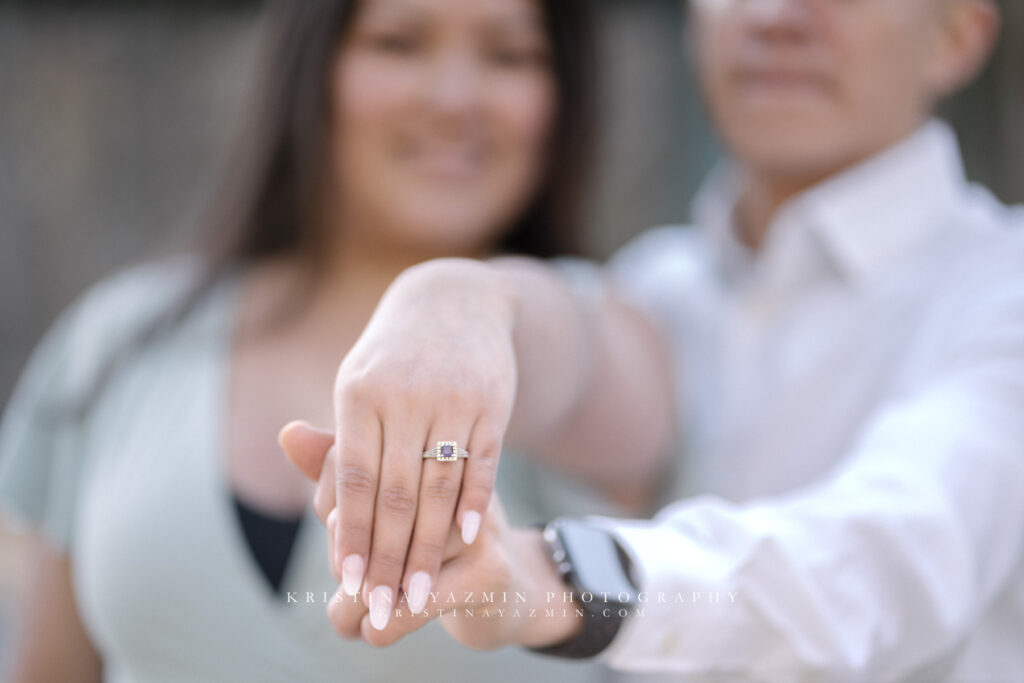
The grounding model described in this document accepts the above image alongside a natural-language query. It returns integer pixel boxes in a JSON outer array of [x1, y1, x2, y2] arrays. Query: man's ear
[[279, 420, 334, 481], [930, 0, 1001, 97]]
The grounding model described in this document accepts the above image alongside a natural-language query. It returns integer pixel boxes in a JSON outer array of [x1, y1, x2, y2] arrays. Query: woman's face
[[329, 0, 556, 255]]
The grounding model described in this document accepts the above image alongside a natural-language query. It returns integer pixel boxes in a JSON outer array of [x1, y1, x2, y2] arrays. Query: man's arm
[[321, 243, 1024, 672], [584, 256, 1024, 678], [490, 256, 676, 507]]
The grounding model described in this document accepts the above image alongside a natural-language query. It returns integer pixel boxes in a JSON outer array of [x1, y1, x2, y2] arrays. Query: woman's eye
[[369, 33, 421, 55], [488, 46, 548, 69]]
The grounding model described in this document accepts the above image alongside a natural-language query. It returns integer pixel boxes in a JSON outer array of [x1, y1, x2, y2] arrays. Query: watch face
[[556, 520, 637, 604]]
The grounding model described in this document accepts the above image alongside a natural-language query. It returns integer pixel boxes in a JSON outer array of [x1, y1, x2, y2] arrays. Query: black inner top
[[231, 494, 305, 594]]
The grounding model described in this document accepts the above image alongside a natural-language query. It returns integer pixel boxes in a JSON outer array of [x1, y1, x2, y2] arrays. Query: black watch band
[[528, 518, 638, 659]]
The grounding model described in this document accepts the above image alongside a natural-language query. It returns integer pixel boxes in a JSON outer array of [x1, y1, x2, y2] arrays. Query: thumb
[[278, 420, 334, 481]]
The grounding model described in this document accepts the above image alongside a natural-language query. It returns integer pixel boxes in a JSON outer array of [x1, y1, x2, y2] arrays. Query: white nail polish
[[407, 571, 431, 615], [341, 554, 364, 596], [461, 511, 481, 545], [369, 585, 393, 631]]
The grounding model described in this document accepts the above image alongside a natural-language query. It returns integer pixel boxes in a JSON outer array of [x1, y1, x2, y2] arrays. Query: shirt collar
[[693, 119, 969, 287]]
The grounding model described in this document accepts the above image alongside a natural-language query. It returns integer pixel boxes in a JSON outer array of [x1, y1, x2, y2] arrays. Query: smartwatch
[[529, 517, 639, 659]]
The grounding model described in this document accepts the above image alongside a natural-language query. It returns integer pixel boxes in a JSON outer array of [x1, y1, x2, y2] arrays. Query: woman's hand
[[280, 422, 582, 650], [281, 254, 674, 633], [310, 258, 520, 630], [355, 501, 583, 652]]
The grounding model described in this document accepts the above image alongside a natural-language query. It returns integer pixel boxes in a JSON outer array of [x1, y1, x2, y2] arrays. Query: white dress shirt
[[596, 120, 1024, 681]]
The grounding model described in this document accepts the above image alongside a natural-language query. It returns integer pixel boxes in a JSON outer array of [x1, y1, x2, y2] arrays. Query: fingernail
[[461, 511, 481, 545], [341, 554, 364, 597], [369, 585, 392, 631], [407, 571, 431, 615]]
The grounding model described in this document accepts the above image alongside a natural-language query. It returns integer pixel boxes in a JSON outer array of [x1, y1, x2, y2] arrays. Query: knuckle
[[444, 392, 476, 415], [421, 476, 458, 506], [336, 371, 376, 408], [337, 464, 376, 498], [394, 375, 428, 405], [472, 444, 501, 466], [463, 479, 495, 506], [410, 538, 446, 562], [379, 484, 417, 515], [338, 520, 370, 551], [469, 456, 499, 483], [370, 552, 406, 575]]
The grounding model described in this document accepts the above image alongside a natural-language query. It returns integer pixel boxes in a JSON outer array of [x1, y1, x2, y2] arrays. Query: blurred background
[[1, 0, 1022, 664]]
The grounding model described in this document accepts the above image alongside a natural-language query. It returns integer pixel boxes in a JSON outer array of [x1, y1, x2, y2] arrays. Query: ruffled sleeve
[[0, 257, 201, 554], [0, 300, 90, 553]]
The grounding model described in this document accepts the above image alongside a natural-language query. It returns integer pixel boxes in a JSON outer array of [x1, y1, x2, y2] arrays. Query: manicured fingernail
[[461, 511, 481, 545], [407, 571, 431, 615], [341, 554, 364, 596], [369, 585, 392, 631]]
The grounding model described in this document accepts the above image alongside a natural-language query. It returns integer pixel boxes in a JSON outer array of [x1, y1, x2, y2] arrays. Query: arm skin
[[4, 537, 103, 683]]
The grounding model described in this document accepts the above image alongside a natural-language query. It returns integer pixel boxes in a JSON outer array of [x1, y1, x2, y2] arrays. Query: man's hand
[[280, 422, 583, 650]]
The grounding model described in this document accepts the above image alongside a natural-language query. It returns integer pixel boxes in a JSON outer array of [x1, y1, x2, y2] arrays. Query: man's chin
[[725, 129, 861, 186]]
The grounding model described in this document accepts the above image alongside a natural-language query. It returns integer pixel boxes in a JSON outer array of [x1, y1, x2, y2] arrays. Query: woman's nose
[[423, 51, 484, 117], [743, 0, 815, 37]]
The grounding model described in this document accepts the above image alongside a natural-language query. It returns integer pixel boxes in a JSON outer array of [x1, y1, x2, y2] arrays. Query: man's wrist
[[510, 528, 585, 649], [525, 518, 639, 659]]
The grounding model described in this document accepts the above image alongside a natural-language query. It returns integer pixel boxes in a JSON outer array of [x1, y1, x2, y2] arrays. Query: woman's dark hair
[[69, 0, 595, 418], [206, 0, 595, 269]]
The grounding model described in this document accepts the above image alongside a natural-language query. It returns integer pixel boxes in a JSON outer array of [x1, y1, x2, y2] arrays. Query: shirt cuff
[[579, 509, 763, 675]]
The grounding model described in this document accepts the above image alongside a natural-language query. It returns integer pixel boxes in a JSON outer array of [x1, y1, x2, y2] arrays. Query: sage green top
[[0, 258, 624, 683]]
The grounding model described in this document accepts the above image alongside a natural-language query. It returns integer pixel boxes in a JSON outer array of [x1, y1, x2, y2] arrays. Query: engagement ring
[[422, 441, 468, 462]]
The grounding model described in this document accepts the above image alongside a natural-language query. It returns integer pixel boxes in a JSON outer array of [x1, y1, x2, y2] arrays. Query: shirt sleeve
[[586, 246, 1024, 679], [0, 257, 198, 555], [0, 300, 90, 554]]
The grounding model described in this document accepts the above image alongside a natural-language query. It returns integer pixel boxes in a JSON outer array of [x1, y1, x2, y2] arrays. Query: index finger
[[333, 391, 383, 599], [359, 521, 465, 648]]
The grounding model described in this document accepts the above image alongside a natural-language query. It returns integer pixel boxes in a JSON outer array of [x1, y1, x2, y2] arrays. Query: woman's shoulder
[[32, 255, 209, 388], [0, 255, 209, 549], [71, 254, 205, 330]]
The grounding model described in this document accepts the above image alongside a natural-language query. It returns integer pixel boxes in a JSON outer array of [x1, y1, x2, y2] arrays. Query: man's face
[[692, 0, 961, 183]]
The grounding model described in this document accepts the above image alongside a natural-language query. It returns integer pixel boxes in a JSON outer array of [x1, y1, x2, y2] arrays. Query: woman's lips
[[733, 67, 829, 93], [404, 145, 484, 181]]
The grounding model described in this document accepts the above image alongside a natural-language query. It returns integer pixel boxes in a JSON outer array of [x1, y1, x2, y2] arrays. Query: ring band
[[423, 441, 468, 462]]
